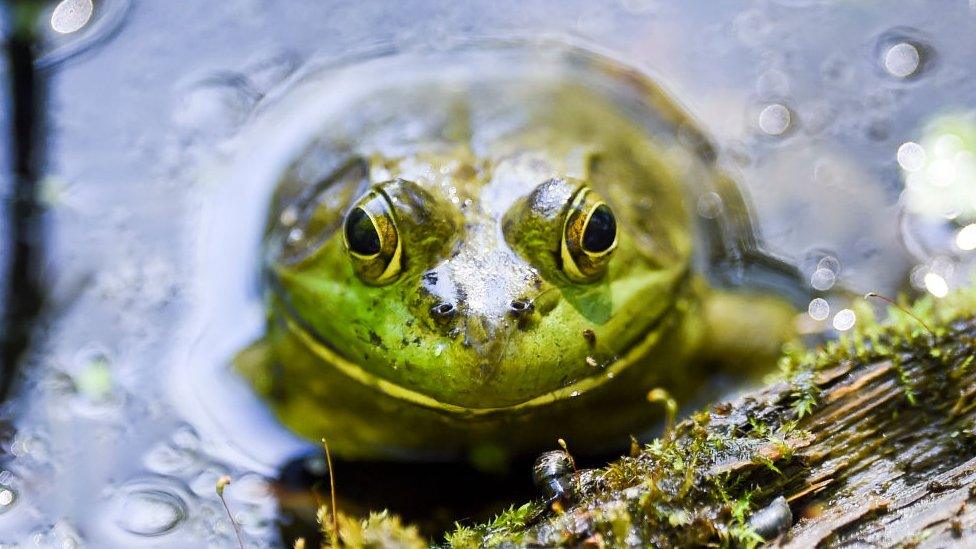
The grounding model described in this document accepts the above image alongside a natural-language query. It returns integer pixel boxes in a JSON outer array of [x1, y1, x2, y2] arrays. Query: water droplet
[[758, 104, 792, 136], [279, 206, 299, 227], [51, 0, 94, 34], [110, 481, 188, 537], [807, 298, 830, 321], [287, 228, 304, 244], [883, 42, 920, 78], [810, 268, 836, 291], [923, 272, 949, 298], [832, 309, 856, 331], [0, 487, 17, 513], [816, 255, 841, 275], [897, 142, 927, 172]]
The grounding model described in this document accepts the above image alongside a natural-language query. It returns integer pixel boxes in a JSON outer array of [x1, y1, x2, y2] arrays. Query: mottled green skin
[[239, 59, 792, 462]]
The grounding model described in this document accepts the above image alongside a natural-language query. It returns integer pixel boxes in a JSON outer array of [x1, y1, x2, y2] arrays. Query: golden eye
[[343, 190, 402, 285], [561, 186, 618, 282]]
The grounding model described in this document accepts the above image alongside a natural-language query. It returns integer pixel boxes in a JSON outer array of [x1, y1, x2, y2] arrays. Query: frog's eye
[[561, 186, 617, 282], [343, 190, 402, 285]]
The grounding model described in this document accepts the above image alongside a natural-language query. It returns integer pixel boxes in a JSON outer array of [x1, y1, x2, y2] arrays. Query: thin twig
[[865, 292, 934, 336], [216, 475, 245, 549], [322, 437, 339, 547]]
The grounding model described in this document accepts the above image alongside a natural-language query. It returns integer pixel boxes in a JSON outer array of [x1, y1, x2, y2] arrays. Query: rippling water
[[2, 1, 976, 546]]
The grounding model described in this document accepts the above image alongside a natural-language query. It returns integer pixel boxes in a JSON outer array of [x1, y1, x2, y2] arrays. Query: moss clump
[[311, 287, 976, 547], [306, 507, 426, 549]]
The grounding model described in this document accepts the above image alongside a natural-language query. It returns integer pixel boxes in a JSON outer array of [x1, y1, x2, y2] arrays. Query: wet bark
[[441, 307, 976, 547]]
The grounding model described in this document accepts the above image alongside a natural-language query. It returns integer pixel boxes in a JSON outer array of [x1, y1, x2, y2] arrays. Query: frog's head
[[267, 146, 690, 411]]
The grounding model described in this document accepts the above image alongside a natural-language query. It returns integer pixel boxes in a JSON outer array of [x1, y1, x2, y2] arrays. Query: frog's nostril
[[509, 299, 534, 316], [430, 302, 457, 320]]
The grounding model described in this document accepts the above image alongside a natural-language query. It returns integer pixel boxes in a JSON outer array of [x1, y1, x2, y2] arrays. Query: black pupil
[[345, 207, 381, 255], [582, 204, 616, 253]]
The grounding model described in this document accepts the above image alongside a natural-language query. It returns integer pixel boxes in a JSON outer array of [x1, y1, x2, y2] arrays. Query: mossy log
[[314, 294, 976, 548]]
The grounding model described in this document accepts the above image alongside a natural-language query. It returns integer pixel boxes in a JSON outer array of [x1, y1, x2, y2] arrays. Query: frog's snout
[[428, 298, 535, 323], [421, 271, 549, 368]]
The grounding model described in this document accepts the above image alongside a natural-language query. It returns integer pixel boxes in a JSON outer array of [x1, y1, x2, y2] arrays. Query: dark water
[[1, 0, 976, 546]]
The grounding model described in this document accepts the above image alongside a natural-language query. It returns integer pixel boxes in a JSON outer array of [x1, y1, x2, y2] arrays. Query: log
[[311, 293, 976, 548]]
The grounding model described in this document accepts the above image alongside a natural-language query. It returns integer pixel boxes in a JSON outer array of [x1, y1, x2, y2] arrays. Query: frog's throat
[[279, 289, 685, 417]]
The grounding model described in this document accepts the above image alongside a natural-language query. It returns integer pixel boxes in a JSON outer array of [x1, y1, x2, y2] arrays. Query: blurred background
[[1, 0, 975, 546]]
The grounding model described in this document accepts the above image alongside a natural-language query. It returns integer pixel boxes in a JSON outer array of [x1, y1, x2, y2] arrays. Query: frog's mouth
[[274, 287, 683, 417]]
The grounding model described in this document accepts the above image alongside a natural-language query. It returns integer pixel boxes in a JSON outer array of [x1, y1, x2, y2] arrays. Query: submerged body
[[238, 47, 795, 463]]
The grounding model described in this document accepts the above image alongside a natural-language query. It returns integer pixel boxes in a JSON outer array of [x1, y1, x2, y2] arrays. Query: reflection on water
[[50, 0, 94, 35], [2, 1, 976, 546]]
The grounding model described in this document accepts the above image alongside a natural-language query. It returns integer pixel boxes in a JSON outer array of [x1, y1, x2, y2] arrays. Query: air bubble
[[696, 192, 723, 219], [816, 255, 841, 275], [883, 42, 921, 78], [832, 309, 856, 331], [810, 268, 836, 291], [0, 487, 17, 513], [874, 29, 930, 81], [110, 481, 188, 537], [897, 142, 927, 172], [758, 104, 792, 136], [807, 298, 830, 321]]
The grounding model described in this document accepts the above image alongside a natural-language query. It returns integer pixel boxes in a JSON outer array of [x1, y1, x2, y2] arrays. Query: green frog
[[237, 45, 797, 466]]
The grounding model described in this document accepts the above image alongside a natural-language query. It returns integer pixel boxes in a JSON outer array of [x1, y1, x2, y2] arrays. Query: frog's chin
[[281, 301, 678, 416]]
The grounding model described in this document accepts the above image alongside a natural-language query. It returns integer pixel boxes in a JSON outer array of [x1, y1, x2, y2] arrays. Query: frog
[[236, 45, 799, 467]]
